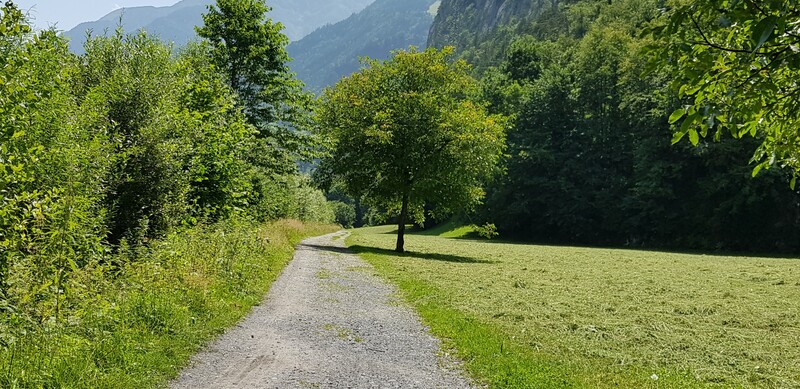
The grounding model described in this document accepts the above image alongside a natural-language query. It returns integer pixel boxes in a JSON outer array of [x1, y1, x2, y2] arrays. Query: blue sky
[[14, 0, 180, 31]]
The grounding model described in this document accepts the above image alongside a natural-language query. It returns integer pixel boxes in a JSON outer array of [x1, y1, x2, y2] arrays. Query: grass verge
[[0, 219, 337, 388], [348, 225, 800, 388]]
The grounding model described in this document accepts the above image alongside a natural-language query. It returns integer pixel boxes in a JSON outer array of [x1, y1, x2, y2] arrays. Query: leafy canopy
[[652, 0, 800, 185], [318, 47, 507, 252]]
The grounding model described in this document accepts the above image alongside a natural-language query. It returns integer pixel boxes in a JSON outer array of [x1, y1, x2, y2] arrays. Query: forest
[[430, 0, 800, 253]]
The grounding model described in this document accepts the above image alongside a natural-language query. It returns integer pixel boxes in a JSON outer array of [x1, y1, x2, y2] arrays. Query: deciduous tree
[[318, 47, 507, 252]]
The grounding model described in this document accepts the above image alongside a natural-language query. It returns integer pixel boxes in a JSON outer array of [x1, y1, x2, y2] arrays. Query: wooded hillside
[[429, 0, 800, 252]]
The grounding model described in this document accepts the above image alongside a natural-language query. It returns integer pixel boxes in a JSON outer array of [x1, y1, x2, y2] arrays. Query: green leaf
[[688, 129, 699, 146], [752, 163, 764, 177], [751, 17, 777, 52], [749, 121, 758, 137], [680, 113, 698, 133], [671, 131, 686, 145], [791, 176, 797, 190], [668, 108, 686, 124], [667, 11, 687, 34]]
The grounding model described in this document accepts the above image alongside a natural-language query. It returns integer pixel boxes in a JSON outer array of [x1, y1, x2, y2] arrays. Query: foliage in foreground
[[0, 2, 337, 386], [0, 219, 337, 388], [317, 47, 507, 252], [349, 225, 800, 388], [0, 0, 334, 311], [652, 0, 800, 181]]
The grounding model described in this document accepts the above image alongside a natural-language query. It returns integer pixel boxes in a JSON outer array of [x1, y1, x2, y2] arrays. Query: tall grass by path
[[0, 219, 338, 388], [348, 225, 800, 388]]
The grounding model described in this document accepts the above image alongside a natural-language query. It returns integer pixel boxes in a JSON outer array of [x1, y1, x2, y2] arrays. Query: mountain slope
[[64, 0, 374, 54], [426, 0, 562, 70], [287, 0, 437, 92]]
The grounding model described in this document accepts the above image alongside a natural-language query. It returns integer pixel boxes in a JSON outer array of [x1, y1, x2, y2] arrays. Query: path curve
[[171, 231, 473, 389]]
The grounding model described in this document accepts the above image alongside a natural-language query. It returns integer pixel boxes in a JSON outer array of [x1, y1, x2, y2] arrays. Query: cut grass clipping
[[0, 219, 337, 389], [348, 225, 800, 388]]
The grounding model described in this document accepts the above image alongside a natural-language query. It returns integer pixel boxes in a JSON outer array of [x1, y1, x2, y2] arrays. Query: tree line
[[434, 0, 800, 253], [4, 0, 800, 323]]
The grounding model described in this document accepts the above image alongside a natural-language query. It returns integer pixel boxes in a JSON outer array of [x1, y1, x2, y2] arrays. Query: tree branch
[[743, 0, 772, 19], [689, 14, 752, 54]]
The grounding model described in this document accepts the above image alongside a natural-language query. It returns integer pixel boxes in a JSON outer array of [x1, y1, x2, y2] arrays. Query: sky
[[14, 0, 180, 31]]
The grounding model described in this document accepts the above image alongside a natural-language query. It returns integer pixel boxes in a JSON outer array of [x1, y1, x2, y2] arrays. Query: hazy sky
[[14, 0, 180, 31]]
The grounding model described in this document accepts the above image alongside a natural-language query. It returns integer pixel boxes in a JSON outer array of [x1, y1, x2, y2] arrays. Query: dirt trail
[[171, 231, 473, 389]]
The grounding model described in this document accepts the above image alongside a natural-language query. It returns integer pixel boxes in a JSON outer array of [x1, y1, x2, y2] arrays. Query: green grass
[[348, 225, 800, 388], [411, 221, 480, 238], [0, 219, 338, 388]]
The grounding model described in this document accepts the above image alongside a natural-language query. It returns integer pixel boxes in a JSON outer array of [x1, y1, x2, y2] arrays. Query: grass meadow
[[348, 225, 800, 388]]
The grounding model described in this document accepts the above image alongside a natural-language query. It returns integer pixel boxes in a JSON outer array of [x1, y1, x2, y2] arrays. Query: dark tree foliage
[[467, 0, 800, 252]]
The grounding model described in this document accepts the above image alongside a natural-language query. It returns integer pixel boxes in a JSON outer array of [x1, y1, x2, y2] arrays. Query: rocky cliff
[[427, 0, 554, 49]]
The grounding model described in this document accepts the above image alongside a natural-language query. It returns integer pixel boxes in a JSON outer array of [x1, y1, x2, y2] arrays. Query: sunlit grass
[[0, 219, 338, 388], [349, 225, 800, 388]]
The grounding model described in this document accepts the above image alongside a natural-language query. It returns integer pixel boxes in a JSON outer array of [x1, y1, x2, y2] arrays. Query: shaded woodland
[[430, 0, 800, 252]]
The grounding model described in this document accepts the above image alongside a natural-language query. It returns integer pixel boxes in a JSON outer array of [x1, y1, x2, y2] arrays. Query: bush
[[475, 223, 499, 240], [0, 7, 336, 386], [330, 201, 357, 228], [247, 174, 334, 224]]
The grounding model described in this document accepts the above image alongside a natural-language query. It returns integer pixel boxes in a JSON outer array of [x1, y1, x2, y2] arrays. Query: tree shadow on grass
[[350, 245, 497, 264], [380, 226, 502, 242], [302, 243, 496, 264]]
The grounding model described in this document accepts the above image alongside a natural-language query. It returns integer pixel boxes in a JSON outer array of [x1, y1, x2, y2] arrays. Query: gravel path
[[171, 231, 474, 389]]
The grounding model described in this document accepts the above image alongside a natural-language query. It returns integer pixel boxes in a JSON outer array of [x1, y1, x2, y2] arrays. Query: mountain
[[428, 0, 546, 49], [426, 0, 559, 70], [287, 0, 438, 92], [63, 0, 375, 54]]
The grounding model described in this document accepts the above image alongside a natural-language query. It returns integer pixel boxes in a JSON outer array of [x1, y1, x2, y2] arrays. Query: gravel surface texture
[[171, 231, 474, 389]]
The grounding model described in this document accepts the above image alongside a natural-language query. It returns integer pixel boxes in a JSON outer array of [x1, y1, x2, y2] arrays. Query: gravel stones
[[171, 231, 474, 389]]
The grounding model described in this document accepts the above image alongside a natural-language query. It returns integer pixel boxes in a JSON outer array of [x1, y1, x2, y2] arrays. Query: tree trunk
[[395, 194, 409, 253]]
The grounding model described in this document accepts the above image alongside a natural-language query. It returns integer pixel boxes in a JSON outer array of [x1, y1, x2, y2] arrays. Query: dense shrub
[[0, 8, 108, 315], [0, 4, 337, 386], [330, 201, 357, 228], [79, 30, 194, 244]]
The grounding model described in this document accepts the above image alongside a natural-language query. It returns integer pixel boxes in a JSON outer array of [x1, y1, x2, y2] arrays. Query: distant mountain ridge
[[287, 0, 438, 92], [63, 0, 375, 54]]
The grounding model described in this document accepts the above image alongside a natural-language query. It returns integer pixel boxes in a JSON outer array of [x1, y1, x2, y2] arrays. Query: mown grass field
[[348, 225, 800, 388]]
